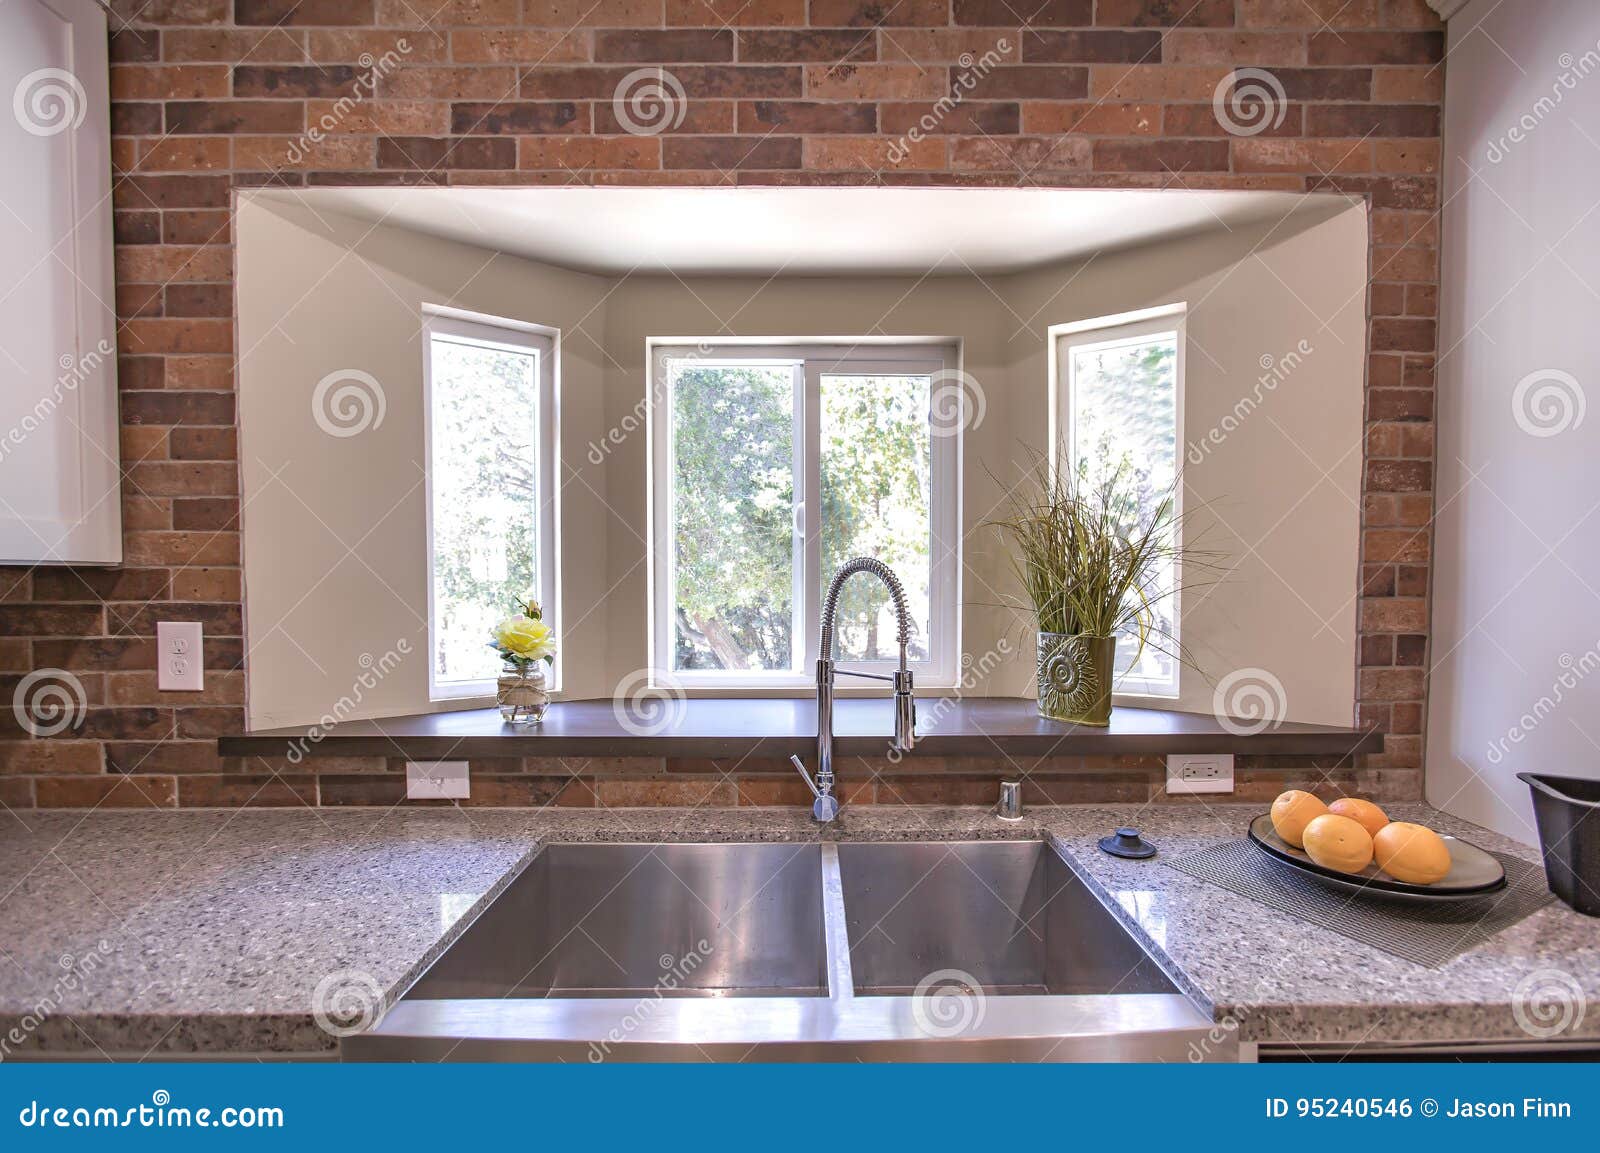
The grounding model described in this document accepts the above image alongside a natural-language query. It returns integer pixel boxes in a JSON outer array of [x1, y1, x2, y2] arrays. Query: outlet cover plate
[[156, 622, 204, 691], [406, 761, 469, 800], [1166, 753, 1234, 795]]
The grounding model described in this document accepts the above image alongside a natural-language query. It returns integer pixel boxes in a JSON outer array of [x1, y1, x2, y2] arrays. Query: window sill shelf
[[219, 697, 1381, 761]]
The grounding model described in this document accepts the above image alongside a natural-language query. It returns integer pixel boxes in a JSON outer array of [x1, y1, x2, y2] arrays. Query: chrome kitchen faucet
[[790, 558, 917, 822]]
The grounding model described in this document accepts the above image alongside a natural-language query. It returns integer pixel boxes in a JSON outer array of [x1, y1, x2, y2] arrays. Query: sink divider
[[819, 844, 855, 1002]]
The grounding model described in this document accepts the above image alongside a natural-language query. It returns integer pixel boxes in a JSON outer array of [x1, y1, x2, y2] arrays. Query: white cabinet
[[0, 0, 120, 564]]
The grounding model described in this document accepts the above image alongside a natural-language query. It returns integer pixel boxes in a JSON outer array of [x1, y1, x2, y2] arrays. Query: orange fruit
[[1302, 813, 1375, 874], [1270, 790, 1328, 848], [1329, 797, 1390, 838], [1373, 822, 1452, 885]]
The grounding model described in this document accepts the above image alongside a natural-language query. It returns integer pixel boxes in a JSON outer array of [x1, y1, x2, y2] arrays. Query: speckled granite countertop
[[1, 804, 1595, 1057]]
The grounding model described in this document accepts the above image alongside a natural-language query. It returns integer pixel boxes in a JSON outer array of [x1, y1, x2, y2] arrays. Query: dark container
[[1517, 772, 1600, 917]]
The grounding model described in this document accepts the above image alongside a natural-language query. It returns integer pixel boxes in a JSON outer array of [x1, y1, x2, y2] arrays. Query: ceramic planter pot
[[1035, 632, 1115, 726]]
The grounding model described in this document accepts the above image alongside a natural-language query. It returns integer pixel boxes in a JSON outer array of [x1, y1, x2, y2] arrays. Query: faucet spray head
[[892, 669, 916, 752]]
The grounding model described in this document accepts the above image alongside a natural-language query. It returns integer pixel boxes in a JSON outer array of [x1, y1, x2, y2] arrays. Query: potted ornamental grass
[[490, 592, 556, 725], [992, 460, 1200, 726]]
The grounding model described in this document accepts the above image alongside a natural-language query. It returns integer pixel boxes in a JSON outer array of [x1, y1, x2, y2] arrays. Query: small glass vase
[[496, 659, 549, 725]]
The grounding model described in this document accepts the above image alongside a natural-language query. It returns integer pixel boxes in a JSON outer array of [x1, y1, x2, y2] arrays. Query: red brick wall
[[0, 0, 1440, 809]]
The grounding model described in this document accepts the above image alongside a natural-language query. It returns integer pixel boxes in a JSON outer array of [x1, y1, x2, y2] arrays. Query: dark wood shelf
[[218, 697, 1381, 761]]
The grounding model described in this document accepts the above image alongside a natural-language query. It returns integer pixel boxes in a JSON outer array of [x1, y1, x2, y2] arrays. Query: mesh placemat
[[1165, 839, 1553, 968]]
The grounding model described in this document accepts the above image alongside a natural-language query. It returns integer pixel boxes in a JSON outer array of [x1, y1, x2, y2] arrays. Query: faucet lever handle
[[789, 755, 823, 800]]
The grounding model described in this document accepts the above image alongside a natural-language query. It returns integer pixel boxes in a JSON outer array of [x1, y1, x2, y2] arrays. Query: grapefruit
[[1270, 790, 1328, 848], [1329, 797, 1390, 838], [1373, 822, 1452, 885], [1302, 813, 1375, 874]]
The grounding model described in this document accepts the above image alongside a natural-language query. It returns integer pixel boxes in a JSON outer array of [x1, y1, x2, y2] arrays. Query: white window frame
[[648, 339, 962, 692], [0, 0, 121, 564], [1048, 304, 1186, 702], [423, 306, 560, 703]]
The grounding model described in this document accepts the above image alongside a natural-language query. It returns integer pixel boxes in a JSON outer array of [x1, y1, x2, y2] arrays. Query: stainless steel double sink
[[344, 840, 1226, 1061]]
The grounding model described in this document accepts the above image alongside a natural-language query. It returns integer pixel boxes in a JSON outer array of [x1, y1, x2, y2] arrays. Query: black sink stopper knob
[[1099, 827, 1157, 859]]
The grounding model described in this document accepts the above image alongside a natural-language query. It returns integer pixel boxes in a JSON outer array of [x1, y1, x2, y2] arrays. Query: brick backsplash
[[202, 753, 1414, 809], [0, 0, 1442, 809]]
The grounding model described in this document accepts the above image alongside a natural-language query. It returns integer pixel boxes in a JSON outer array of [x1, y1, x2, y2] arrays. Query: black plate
[[1247, 814, 1507, 903]]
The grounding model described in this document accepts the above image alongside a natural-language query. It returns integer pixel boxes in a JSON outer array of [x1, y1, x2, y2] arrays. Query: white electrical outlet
[[156, 622, 204, 691], [1166, 753, 1234, 795], [406, 761, 470, 800]]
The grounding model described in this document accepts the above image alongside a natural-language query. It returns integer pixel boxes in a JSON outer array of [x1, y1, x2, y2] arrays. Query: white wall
[[1428, 0, 1600, 842], [235, 198, 614, 727], [1005, 208, 1368, 725], [237, 193, 1368, 728]]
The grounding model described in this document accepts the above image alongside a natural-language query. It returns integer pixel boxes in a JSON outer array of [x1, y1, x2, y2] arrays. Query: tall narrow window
[[425, 311, 557, 699], [819, 367, 934, 664], [1055, 307, 1184, 698], [670, 359, 798, 673], [652, 343, 960, 689]]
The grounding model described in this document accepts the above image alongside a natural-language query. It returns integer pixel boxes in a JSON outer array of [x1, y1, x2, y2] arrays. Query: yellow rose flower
[[492, 615, 556, 662]]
